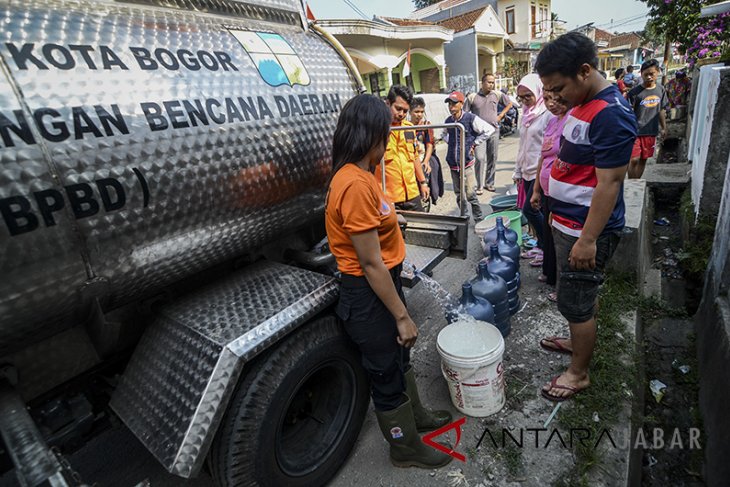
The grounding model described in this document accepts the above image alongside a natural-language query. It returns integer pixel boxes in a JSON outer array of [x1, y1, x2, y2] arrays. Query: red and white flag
[[306, 3, 316, 21], [403, 45, 411, 78]]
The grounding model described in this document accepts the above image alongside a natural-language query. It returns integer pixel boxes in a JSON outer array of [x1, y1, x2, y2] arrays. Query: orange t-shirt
[[325, 164, 406, 276]]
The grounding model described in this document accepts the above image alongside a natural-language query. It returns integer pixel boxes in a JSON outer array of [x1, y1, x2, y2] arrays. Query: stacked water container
[[483, 217, 521, 315], [470, 261, 511, 336], [459, 282, 495, 324]]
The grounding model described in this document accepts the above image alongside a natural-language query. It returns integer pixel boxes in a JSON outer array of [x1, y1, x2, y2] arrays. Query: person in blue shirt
[[623, 64, 637, 88], [441, 91, 495, 223], [534, 32, 638, 402]]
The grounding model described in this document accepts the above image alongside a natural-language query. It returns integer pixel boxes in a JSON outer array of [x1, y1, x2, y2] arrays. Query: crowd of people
[[324, 30, 689, 469]]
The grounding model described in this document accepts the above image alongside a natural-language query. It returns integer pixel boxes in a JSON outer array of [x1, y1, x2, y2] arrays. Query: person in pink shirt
[[530, 91, 571, 300]]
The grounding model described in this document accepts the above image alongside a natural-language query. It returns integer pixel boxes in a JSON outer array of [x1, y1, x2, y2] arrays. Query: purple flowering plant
[[686, 12, 729, 68]]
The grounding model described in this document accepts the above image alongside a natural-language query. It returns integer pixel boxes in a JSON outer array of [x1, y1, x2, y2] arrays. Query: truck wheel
[[209, 315, 369, 487]]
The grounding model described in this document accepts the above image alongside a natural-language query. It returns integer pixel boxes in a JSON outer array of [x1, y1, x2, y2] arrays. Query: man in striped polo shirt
[[534, 32, 638, 402]]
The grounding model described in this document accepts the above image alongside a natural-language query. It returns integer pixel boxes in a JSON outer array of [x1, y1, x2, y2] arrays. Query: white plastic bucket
[[436, 318, 506, 417]]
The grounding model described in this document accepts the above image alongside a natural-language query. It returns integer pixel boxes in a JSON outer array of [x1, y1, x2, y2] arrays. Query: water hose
[[310, 22, 367, 94]]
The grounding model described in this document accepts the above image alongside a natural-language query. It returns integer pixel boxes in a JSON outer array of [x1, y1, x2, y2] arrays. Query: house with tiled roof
[[605, 32, 656, 69], [412, 0, 553, 92], [570, 23, 626, 74], [571, 22, 614, 47], [408, 2, 508, 93], [318, 17, 453, 95]]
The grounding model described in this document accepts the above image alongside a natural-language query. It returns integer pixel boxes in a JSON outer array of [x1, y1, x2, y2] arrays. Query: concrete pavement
[[0, 133, 596, 487], [328, 133, 581, 487]]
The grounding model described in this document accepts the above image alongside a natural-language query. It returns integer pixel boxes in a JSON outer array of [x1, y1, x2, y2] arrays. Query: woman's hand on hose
[[396, 315, 418, 348]]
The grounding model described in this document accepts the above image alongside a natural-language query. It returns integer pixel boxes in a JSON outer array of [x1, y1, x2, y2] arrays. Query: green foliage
[[502, 57, 527, 86], [639, 0, 725, 53], [412, 0, 441, 9], [678, 189, 717, 277], [552, 271, 686, 483]]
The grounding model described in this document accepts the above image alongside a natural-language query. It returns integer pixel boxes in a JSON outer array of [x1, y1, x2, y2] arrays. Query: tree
[[639, 0, 723, 53], [640, 0, 728, 72], [413, 0, 441, 9]]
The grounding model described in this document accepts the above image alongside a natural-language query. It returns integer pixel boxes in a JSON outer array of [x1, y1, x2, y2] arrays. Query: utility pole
[[663, 39, 671, 85]]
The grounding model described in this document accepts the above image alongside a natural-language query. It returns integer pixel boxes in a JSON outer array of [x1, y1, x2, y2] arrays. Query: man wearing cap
[[375, 85, 430, 211], [442, 91, 494, 222]]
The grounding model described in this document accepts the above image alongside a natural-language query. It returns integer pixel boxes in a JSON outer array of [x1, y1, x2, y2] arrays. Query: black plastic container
[[484, 244, 520, 315], [460, 282, 495, 324], [470, 261, 511, 336]]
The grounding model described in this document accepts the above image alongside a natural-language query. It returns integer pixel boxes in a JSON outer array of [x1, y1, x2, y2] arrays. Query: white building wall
[[497, 0, 551, 45], [689, 64, 728, 215]]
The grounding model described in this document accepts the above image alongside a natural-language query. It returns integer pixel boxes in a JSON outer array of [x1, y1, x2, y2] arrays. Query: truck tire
[[208, 315, 369, 487]]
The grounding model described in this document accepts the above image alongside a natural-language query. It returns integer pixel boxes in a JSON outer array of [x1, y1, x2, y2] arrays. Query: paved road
[[3, 133, 560, 487]]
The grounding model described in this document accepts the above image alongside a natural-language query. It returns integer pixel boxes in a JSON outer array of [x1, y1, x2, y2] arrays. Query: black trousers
[[336, 264, 409, 411], [522, 178, 545, 249], [542, 194, 557, 286], [395, 196, 424, 212]]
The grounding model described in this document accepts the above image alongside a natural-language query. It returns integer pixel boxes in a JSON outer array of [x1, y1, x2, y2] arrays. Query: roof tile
[[435, 6, 486, 32]]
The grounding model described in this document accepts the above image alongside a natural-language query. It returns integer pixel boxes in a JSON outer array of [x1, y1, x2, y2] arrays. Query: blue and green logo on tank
[[232, 31, 310, 87]]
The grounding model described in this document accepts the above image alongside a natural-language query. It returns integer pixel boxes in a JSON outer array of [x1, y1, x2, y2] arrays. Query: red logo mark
[[422, 416, 467, 462]]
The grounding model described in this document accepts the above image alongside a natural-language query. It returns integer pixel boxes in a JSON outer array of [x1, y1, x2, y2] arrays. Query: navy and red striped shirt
[[549, 85, 637, 237]]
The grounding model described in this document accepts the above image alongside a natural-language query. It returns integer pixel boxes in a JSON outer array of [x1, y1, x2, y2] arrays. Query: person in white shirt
[[513, 74, 551, 266]]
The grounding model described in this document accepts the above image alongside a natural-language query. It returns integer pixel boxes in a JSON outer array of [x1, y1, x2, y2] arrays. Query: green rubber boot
[[404, 366, 452, 432], [375, 396, 453, 469]]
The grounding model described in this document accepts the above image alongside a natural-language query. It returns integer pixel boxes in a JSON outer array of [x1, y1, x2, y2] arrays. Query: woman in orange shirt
[[325, 94, 452, 469]]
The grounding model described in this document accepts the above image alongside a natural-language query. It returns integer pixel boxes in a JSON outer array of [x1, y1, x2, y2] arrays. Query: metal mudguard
[[110, 261, 338, 478]]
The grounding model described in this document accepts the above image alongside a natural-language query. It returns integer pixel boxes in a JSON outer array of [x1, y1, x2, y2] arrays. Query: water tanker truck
[[0, 1, 469, 485]]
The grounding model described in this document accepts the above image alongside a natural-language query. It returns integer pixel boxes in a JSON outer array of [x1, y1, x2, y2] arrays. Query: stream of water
[[403, 260, 474, 324], [403, 260, 499, 357]]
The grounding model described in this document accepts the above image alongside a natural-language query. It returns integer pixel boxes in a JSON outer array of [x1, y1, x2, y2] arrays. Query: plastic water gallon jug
[[460, 282, 495, 324], [483, 217, 519, 247], [470, 262, 511, 337], [485, 225, 520, 270], [484, 244, 521, 315]]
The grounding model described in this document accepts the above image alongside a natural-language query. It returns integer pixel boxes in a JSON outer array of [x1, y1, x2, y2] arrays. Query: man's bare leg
[[542, 317, 595, 399], [628, 157, 641, 179]]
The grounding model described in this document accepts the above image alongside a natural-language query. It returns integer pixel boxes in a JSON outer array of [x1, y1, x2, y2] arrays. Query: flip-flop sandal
[[539, 336, 572, 355], [529, 257, 544, 267], [547, 292, 558, 302], [521, 248, 542, 259], [541, 376, 584, 402]]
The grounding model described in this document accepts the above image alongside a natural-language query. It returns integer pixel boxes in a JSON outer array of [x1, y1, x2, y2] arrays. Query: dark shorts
[[336, 264, 409, 411], [553, 229, 621, 323]]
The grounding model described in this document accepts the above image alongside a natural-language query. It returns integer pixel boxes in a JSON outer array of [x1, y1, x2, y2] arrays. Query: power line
[[342, 0, 369, 20], [608, 17, 648, 32], [594, 13, 647, 29]]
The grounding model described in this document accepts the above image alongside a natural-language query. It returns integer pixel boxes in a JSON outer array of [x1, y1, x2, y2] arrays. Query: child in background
[[409, 97, 434, 175], [623, 64, 637, 88], [410, 97, 444, 206], [627, 59, 668, 179]]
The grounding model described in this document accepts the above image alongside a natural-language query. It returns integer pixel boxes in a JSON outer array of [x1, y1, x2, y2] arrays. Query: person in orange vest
[[375, 85, 430, 211]]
